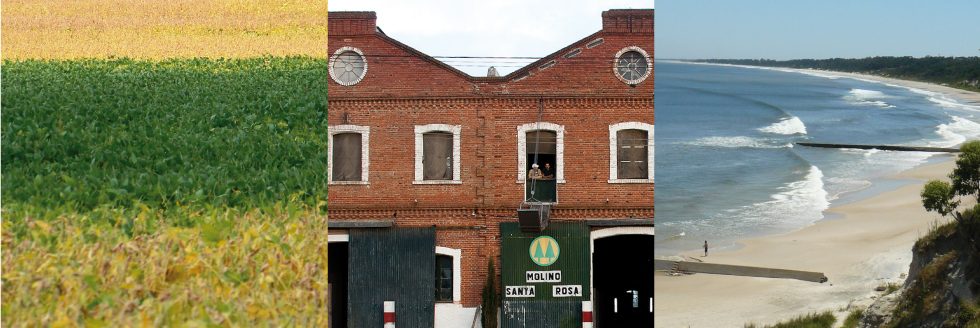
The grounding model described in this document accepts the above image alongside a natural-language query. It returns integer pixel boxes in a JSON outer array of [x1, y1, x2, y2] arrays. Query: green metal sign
[[529, 236, 560, 266]]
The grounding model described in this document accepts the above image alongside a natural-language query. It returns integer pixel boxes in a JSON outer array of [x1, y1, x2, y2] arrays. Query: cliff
[[861, 216, 980, 327]]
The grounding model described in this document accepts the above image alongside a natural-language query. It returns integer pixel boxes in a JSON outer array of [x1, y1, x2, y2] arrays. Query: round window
[[329, 47, 368, 86], [614, 46, 651, 85]]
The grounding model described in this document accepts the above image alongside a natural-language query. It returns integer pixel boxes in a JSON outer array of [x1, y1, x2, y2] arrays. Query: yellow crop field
[[2, 56, 330, 325], [2, 206, 329, 327], [1, 0, 328, 59], [2, 1, 330, 324]]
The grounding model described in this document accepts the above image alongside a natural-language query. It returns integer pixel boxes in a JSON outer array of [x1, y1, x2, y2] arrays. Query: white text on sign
[[504, 286, 536, 298], [552, 285, 582, 297], [525, 270, 562, 283]]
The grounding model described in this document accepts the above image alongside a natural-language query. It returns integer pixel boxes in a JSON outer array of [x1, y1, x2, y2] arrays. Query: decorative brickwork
[[328, 9, 654, 308]]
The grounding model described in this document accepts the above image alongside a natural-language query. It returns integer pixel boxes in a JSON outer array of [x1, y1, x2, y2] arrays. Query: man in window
[[541, 162, 555, 180], [528, 163, 544, 180]]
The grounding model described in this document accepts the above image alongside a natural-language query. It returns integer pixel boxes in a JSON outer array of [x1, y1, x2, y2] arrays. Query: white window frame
[[609, 122, 654, 183], [517, 122, 565, 184], [613, 46, 653, 85], [414, 124, 462, 184], [589, 227, 655, 311], [328, 46, 368, 86], [435, 246, 463, 304], [328, 125, 370, 185]]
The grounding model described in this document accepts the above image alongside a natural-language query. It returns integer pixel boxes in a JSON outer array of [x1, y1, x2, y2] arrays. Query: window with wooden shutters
[[435, 254, 453, 302], [328, 125, 369, 184], [414, 124, 460, 184], [331, 133, 363, 181], [617, 129, 648, 179], [422, 131, 453, 180]]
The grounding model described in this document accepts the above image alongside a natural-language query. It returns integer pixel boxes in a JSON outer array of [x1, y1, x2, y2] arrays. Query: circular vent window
[[614, 46, 651, 85], [329, 47, 368, 86]]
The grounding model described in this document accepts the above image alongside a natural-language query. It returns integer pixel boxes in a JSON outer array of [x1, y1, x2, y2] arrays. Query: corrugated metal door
[[500, 222, 589, 328], [348, 228, 435, 328]]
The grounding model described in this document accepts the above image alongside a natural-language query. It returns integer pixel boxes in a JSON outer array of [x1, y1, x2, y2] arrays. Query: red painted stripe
[[384, 312, 396, 323], [582, 311, 592, 322]]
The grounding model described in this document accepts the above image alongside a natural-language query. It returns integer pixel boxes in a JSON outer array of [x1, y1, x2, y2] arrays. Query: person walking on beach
[[703, 240, 708, 257]]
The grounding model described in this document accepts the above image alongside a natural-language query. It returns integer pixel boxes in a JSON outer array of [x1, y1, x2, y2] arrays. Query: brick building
[[327, 9, 654, 328]]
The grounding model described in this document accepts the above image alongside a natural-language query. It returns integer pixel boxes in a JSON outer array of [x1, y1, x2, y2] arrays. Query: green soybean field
[[1, 57, 331, 326]]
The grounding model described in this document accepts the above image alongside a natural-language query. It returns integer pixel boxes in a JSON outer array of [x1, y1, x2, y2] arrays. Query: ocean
[[654, 61, 980, 256]]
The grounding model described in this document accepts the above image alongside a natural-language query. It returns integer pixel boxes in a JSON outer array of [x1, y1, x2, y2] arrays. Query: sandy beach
[[655, 159, 959, 327], [669, 60, 980, 106], [793, 68, 980, 106], [654, 66, 980, 327]]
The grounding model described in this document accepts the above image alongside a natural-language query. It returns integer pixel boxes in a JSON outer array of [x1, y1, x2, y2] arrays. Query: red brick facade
[[328, 10, 654, 308]]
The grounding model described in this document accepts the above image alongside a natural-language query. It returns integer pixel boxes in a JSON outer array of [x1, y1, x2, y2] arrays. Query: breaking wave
[[843, 88, 896, 108], [758, 116, 808, 135], [686, 136, 793, 149], [933, 116, 980, 148], [898, 86, 980, 112], [737, 165, 830, 229]]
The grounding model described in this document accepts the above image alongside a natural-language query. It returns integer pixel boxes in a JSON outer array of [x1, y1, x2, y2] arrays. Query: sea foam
[[758, 116, 807, 135], [686, 136, 792, 149], [843, 88, 896, 108], [739, 165, 830, 229], [934, 116, 980, 147]]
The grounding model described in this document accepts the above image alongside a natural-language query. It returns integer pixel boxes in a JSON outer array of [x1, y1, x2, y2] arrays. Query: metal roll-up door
[[348, 227, 435, 328]]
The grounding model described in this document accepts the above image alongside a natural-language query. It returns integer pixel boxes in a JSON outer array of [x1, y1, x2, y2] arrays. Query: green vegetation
[[916, 219, 959, 254], [1, 58, 329, 326], [743, 311, 836, 328], [921, 140, 980, 253], [481, 259, 500, 328], [888, 251, 962, 327], [876, 282, 902, 295], [2, 209, 328, 326], [841, 309, 863, 328], [2, 57, 328, 214], [695, 57, 980, 92], [888, 140, 980, 327]]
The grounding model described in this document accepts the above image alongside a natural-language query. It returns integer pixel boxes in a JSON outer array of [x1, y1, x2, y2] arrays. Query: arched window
[[328, 125, 370, 184], [435, 246, 462, 303], [435, 254, 454, 302], [609, 122, 654, 183], [517, 122, 565, 183], [415, 124, 462, 184]]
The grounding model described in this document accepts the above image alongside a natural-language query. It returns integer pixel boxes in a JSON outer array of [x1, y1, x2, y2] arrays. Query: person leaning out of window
[[528, 164, 544, 180]]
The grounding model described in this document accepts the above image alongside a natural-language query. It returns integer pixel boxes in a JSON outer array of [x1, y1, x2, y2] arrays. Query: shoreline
[[654, 159, 957, 327], [661, 60, 980, 107], [655, 63, 980, 327]]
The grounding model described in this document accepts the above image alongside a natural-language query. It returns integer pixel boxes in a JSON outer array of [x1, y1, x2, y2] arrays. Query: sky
[[329, 0, 655, 76], [657, 0, 980, 60]]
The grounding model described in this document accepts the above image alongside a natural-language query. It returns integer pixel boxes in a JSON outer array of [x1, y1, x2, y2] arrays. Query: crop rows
[[2, 207, 329, 326], [2, 57, 330, 326], [2, 57, 329, 214]]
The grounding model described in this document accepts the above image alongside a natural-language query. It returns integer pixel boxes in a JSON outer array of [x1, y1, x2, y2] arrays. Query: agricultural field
[[1, 58, 330, 326], [1, 0, 328, 59]]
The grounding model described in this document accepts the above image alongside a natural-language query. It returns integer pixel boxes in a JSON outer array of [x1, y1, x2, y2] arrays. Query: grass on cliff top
[[841, 309, 863, 328], [743, 311, 836, 328], [1, 0, 327, 59], [887, 251, 962, 327]]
